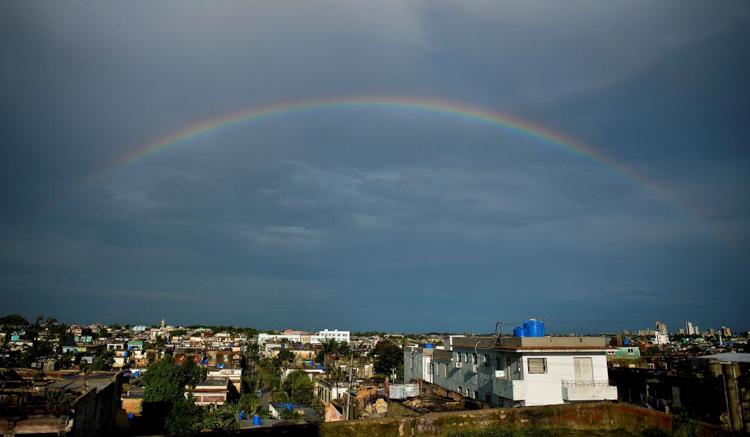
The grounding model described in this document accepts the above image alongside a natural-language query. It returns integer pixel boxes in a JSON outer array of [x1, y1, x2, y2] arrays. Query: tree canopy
[[282, 370, 314, 405], [371, 339, 403, 375]]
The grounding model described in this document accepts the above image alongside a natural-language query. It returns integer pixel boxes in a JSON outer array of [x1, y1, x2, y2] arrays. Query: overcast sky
[[1, 1, 748, 333]]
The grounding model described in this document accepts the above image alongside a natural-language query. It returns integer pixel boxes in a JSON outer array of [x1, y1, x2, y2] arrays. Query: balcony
[[494, 378, 526, 401], [561, 380, 617, 402]]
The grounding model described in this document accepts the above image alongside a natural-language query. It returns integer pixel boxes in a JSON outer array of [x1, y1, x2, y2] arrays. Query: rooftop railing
[[561, 379, 610, 387]]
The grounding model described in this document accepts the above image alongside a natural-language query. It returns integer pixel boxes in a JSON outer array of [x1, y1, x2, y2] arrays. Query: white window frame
[[527, 357, 547, 374]]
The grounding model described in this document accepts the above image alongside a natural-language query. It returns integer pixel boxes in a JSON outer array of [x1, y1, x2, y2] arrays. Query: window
[[474, 390, 479, 399], [472, 353, 478, 364], [458, 385, 462, 394], [627, 348, 635, 354], [485, 393, 492, 403], [484, 354, 491, 367], [527, 358, 547, 374], [443, 363, 448, 378], [574, 357, 593, 380], [495, 355, 503, 371], [463, 352, 468, 363]]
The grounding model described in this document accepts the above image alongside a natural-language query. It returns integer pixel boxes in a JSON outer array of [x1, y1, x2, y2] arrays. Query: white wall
[[428, 347, 611, 407], [521, 353, 610, 406]]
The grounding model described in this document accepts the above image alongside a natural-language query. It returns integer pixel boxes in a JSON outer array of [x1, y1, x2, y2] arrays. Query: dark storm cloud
[[1, 0, 748, 332]]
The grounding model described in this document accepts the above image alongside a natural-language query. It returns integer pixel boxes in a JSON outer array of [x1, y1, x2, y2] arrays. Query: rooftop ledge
[[452, 336, 607, 351]]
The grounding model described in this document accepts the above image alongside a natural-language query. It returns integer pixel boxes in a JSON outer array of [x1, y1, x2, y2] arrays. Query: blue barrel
[[536, 319, 546, 336], [523, 320, 533, 336], [524, 319, 545, 337], [252, 415, 261, 426], [513, 326, 525, 337]]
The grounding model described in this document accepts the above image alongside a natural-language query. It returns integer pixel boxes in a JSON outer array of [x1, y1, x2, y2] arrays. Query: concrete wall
[[317, 402, 725, 437], [71, 373, 122, 437]]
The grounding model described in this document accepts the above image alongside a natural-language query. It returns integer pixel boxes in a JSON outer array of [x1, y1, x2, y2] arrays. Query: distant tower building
[[161, 319, 166, 329], [685, 321, 696, 336], [655, 321, 668, 335], [721, 326, 732, 337]]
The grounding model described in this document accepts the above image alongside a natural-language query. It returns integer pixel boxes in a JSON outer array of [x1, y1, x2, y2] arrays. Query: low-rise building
[[185, 379, 236, 406], [406, 335, 617, 407], [607, 346, 641, 361], [207, 367, 243, 393]]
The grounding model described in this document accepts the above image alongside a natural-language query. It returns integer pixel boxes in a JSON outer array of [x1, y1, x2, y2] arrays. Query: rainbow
[[115, 96, 677, 208]]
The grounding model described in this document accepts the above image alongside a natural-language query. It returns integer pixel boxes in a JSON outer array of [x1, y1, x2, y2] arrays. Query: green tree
[[238, 393, 262, 416], [88, 350, 114, 371], [371, 339, 403, 375], [282, 370, 314, 405], [0, 314, 30, 328], [165, 395, 203, 435], [178, 358, 206, 388], [202, 403, 239, 431], [142, 355, 183, 402], [276, 349, 295, 366]]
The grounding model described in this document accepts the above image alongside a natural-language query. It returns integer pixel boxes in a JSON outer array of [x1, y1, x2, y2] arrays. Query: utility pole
[[345, 353, 354, 420]]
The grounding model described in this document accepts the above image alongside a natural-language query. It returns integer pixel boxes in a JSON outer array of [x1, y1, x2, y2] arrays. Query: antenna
[[494, 320, 526, 344]]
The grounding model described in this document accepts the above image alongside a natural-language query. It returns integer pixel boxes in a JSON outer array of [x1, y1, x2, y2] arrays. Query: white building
[[653, 332, 670, 345], [405, 336, 617, 407], [314, 329, 350, 344], [655, 321, 668, 336], [685, 321, 698, 336], [257, 332, 303, 345], [257, 329, 351, 345]]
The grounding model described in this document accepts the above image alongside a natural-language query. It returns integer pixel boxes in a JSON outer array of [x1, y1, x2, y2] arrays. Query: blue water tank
[[424, 343, 434, 349], [524, 319, 545, 337], [252, 415, 262, 426], [513, 326, 525, 337], [123, 351, 129, 357], [623, 338, 631, 346]]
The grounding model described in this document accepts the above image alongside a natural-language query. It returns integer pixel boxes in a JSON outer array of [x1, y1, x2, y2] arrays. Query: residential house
[[406, 335, 617, 407]]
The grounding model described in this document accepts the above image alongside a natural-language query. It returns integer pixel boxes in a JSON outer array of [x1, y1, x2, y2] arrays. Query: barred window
[[527, 358, 547, 374]]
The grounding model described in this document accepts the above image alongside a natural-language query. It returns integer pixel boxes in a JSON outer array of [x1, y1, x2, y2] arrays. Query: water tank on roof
[[252, 415, 261, 426], [523, 319, 545, 337], [513, 327, 525, 337], [424, 343, 434, 349]]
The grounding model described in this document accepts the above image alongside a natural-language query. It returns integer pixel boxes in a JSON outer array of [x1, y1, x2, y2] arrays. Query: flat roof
[[698, 352, 750, 363], [452, 336, 607, 351]]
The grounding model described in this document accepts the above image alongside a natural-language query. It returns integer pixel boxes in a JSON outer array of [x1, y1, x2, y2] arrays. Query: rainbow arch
[[114, 96, 679, 210]]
